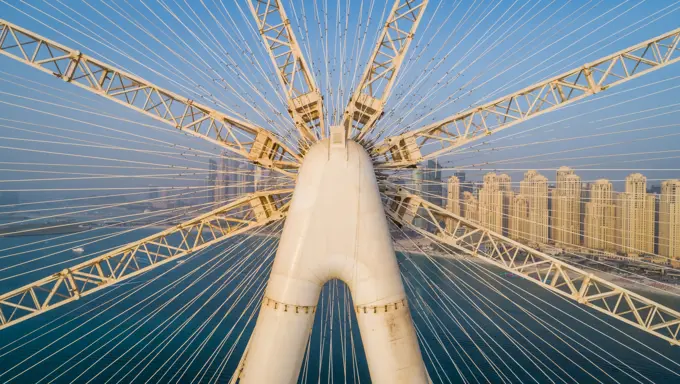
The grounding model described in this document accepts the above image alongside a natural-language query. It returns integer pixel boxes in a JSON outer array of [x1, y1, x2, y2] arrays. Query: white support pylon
[[238, 131, 427, 383]]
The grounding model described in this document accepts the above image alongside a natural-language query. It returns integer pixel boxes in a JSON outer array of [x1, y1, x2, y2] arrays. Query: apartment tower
[[446, 176, 461, 232], [659, 180, 680, 262], [584, 179, 617, 252], [520, 170, 549, 245], [617, 173, 655, 256], [479, 172, 504, 233], [553, 167, 582, 248]]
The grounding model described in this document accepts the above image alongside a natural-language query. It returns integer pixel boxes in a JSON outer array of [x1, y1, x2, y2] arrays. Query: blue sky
[[1, 0, 680, 200]]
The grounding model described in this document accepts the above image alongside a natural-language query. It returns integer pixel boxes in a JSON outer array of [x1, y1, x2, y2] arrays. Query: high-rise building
[[208, 159, 218, 203], [454, 171, 472, 193], [479, 172, 503, 233], [462, 191, 479, 223], [498, 174, 512, 192], [509, 193, 530, 243], [423, 160, 443, 207], [520, 170, 549, 245], [148, 185, 160, 200], [412, 168, 425, 229], [553, 169, 581, 248], [584, 179, 617, 252], [659, 180, 680, 262], [498, 174, 512, 235], [520, 170, 549, 244], [648, 184, 662, 195], [617, 173, 655, 256], [236, 162, 255, 196], [215, 152, 241, 203], [254, 167, 263, 191], [446, 176, 461, 232], [555, 166, 574, 187]]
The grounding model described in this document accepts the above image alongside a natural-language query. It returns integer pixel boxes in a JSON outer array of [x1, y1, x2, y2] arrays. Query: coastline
[[394, 239, 680, 298]]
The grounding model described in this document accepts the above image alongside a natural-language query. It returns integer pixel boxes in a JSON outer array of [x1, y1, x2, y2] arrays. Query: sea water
[[1, 229, 679, 383]]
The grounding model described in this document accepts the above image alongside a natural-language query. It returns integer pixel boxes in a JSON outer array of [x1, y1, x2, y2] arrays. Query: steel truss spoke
[[0, 190, 292, 330], [343, 0, 428, 141], [248, 0, 324, 143], [375, 27, 680, 167], [382, 184, 680, 346], [0, 19, 301, 177]]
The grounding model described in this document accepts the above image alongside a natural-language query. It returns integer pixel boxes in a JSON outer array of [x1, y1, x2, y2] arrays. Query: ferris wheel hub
[[238, 139, 428, 383]]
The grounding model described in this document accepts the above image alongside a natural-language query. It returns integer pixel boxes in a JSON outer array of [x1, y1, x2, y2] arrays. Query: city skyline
[[408, 166, 680, 265]]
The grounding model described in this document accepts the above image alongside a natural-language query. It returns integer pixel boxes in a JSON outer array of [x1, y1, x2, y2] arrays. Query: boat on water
[[72, 247, 85, 255]]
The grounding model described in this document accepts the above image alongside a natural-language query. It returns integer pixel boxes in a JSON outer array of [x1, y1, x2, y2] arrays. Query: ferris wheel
[[1, 0, 680, 383]]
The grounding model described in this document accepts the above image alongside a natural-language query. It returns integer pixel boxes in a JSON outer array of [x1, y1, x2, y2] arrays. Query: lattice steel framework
[[0, 191, 291, 330], [383, 185, 680, 346], [343, 0, 428, 140], [248, 0, 324, 143], [1, 0, 680, 355], [0, 19, 301, 177], [375, 27, 680, 167]]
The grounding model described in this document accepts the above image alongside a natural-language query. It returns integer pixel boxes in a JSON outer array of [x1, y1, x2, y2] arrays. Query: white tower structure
[[239, 137, 428, 383]]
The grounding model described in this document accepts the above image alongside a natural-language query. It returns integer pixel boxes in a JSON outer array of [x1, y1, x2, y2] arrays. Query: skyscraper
[[215, 152, 242, 203], [254, 166, 263, 191], [479, 172, 503, 233], [148, 185, 160, 200], [497, 174, 512, 192], [659, 180, 680, 262], [236, 162, 255, 196], [454, 171, 471, 193], [553, 169, 581, 248], [585, 179, 617, 252], [208, 159, 218, 203], [520, 170, 549, 245], [423, 160, 443, 207], [462, 191, 479, 223], [498, 174, 512, 235], [509, 193, 530, 243], [617, 173, 655, 256], [446, 176, 461, 232], [412, 167, 425, 229]]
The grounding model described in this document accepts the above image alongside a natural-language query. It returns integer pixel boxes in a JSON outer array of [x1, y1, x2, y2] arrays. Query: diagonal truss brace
[[343, 0, 428, 141], [0, 19, 301, 177], [248, 0, 324, 143], [383, 185, 680, 346], [0, 190, 292, 330], [375, 27, 680, 167]]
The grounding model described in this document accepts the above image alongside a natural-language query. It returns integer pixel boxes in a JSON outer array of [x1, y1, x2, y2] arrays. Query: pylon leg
[[239, 138, 427, 383]]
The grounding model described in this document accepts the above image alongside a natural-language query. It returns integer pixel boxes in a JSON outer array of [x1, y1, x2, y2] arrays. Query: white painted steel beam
[[342, 0, 428, 141], [375, 27, 680, 167], [0, 190, 291, 330], [383, 185, 680, 346], [0, 19, 301, 177], [248, 0, 325, 143]]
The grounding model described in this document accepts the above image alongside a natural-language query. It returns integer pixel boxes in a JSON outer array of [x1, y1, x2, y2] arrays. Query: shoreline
[[394, 243, 680, 298]]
